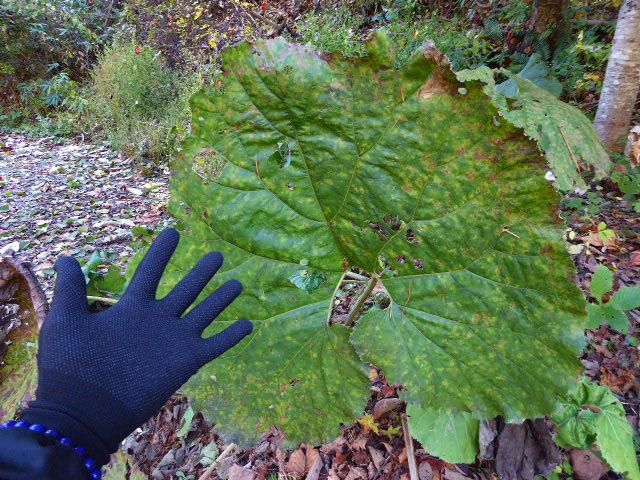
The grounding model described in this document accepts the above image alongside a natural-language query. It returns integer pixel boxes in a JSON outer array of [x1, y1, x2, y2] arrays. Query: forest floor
[[1, 133, 640, 480]]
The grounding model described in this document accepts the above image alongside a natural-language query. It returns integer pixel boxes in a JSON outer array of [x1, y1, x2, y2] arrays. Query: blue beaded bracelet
[[0, 420, 102, 479]]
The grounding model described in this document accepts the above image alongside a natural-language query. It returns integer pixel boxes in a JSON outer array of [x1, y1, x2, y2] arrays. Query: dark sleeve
[[0, 428, 89, 480]]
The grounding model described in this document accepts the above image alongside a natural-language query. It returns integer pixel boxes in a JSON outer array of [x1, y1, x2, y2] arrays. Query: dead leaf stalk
[[344, 271, 369, 282], [197, 443, 237, 480], [86, 295, 118, 305], [401, 413, 419, 480]]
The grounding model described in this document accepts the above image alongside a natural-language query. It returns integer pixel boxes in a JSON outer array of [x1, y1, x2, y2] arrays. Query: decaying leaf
[[479, 417, 560, 480], [0, 256, 47, 421], [457, 67, 610, 191], [286, 444, 321, 478]]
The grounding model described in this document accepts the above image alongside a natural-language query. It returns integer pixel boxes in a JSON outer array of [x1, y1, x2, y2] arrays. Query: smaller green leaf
[[199, 441, 220, 467], [518, 54, 563, 98], [597, 403, 640, 480], [562, 460, 574, 474], [551, 379, 640, 480], [496, 78, 519, 99], [289, 269, 328, 294], [407, 403, 479, 464], [609, 287, 640, 312], [587, 303, 629, 333], [591, 265, 614, 303], [628, 337, 638, 347], [587, 304, 605, 329], [178, 406, 195, 437], [103, 451, 146, 480], [89, 265, 127, 298]]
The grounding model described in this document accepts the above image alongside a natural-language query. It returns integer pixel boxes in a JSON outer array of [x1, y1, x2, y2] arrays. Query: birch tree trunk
[[594, 0, 640, 152]]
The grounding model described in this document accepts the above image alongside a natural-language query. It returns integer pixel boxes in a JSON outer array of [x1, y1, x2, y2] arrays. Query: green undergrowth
[[86, 41, 205, 163], [293, 1, 614, 112]]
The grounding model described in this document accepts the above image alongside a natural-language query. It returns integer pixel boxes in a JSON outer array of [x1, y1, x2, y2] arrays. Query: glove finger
[[126, 228, 179, 299], [52, 256, 88, 313], [185, 279, 243, 331], [197, 318, 253, 365], [162, 251, 223, 315]]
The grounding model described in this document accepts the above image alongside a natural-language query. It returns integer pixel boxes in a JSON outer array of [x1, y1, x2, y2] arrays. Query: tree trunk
[[531, 0, 569, 53], [594, 0, 640, 153]]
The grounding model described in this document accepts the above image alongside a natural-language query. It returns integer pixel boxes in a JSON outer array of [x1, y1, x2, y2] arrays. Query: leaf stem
[[345, 271, 369, 281], [86, 295, 118, 305], [326, 272, 346, 326], [345, 276, 377, 328]]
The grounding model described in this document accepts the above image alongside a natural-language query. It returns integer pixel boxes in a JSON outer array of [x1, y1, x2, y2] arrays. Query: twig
[[569, 18, 615, 26], [345, 276, 377, 327], [231, 0, 279, 29], [197, 443, 237, 480], [401, 413, 419, 480], [559, 125, 581, 173], [344, 271, 369, 281], [244, 8, 279, 30], [86, 295, 118, 305]]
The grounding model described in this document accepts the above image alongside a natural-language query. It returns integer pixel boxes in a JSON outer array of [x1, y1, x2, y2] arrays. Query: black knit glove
[[21, 228, 252, 466]]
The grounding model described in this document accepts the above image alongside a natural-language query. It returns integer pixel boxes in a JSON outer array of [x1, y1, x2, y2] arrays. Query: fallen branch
[[197, 443, 237, 480]]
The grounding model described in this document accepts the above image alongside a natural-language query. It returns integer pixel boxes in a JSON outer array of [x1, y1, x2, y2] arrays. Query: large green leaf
[[159, 34, 588, 447]]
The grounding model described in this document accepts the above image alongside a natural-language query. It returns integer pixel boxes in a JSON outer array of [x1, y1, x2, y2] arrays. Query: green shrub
[[295, 5, 368, 58], [0, 0, 119, 83], [87, 42, 203, 162], [0, 70, 88, 135]]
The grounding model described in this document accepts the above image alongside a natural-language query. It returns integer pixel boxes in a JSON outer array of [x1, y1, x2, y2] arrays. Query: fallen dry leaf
[[626, 125, 640, 166], [570, 449, 610, 480], [228, 464, 257, 480], [285, 444, 320, 478], [373, 398, 404, 419], [580, 230, 619, 249]]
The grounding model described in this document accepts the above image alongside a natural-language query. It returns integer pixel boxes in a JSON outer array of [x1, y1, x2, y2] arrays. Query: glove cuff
[[22, 368, 140, 466], [21, 403, 112, 467]]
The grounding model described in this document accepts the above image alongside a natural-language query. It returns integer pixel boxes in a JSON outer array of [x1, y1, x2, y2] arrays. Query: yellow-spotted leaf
[[155, 33, 588, 448]]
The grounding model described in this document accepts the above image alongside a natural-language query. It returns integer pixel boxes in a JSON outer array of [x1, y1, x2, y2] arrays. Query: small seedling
[[587, 264, 640, 333]]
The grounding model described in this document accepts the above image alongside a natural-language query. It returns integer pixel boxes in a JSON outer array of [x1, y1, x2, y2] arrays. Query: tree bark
[[531, 0, 569, 53], [594, 0, 640, 152]]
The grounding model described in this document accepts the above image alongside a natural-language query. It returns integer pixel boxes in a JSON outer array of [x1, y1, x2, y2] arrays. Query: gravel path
[[0, 134, 172, 298]]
